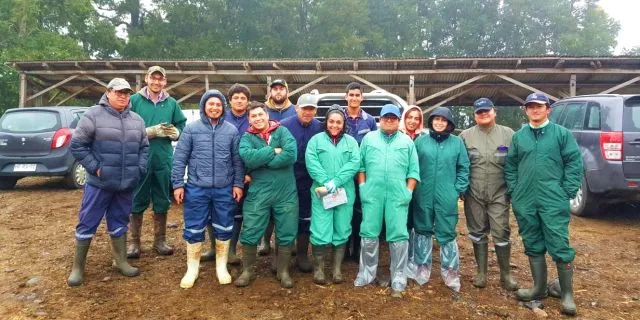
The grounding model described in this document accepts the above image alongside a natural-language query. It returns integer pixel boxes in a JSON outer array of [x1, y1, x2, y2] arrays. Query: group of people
[[66, 66, 583, 316]]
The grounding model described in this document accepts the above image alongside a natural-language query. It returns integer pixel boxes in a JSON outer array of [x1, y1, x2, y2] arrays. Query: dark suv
[[0, 106, 88, 189], [550, 94, 640, 216]]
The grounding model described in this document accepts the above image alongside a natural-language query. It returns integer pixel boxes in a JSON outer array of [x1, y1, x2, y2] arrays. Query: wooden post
[[205, 75, 210, 90], [136, 74, 142, 91], [569, 74, 576, 97], [266, 76, 272, 100], [19, 73, 27, 107], [408, 75, 415, 105]]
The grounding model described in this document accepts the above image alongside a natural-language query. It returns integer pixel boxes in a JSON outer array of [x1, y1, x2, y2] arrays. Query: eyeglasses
[[110, 90, 131, 97]]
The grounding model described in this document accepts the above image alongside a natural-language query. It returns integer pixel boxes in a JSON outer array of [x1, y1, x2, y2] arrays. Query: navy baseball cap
[[473, 98, 494, 112], [380, 104, 401, 118], [269, 79, 288, 89], [524, 93, 550, 106]]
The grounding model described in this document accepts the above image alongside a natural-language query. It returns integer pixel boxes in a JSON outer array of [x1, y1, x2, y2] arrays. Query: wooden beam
[[315, 62, 322, 71], [19, 73, 27, 107], [415, 74, 487, 105], [26, 75, 79, 102], [48, 91, 61, 102], [56, 87, 89, 106], [288, 75, 330, 96], [208, 62, 217, 71], [272, 63, 282, 70], [86, 75, 108, 87], [432, 59, 438, 68], [599, 75, 640, 94], [515, 59, 521, 68], [74, 62, 82, 70], [177, 87, 205, 103], [353, 61, 359, 71], [138, 62, 147, 69], [165, 75, 200, 91], [498, 89, 525, 105], [105, 61, 115, 70], [42, 63, 50, 70], [421, 86, 479, 114], [135, 74, 142, 91], [569, 74, 577, 96], [393, 62, 398, 70], [243, 62, 251, 72], [408, 75, 415, 105], [554, 59, 565, 69], [470, 60, 478, 69], [557, 90, 570, 99], [349, 75, 383, 91], [175, 62, 182, 70], [205, 75, 210, 91], [495, 74, 560, 101]]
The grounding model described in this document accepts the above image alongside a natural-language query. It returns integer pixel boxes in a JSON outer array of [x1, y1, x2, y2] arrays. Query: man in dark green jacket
[[128, 66, 186, 258], [505, 93, 583, 316], [234, 102, 299, 289]]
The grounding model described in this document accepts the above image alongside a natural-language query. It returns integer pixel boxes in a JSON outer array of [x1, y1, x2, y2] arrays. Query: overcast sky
[[599, 0, 640, 54]]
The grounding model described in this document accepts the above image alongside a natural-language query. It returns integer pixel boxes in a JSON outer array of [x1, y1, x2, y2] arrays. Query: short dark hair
[[247, 101, 267, 114], [345, 82, 363, 94], [228, 83, 251, 101]]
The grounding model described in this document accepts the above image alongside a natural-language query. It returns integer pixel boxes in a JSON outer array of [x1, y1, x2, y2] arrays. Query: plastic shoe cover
[[354, 238, 379, 287], [440, 240, 461, 292], [408, 233, 433, 285], [406, 230, 417, 280], [389, 240, 409, 292]]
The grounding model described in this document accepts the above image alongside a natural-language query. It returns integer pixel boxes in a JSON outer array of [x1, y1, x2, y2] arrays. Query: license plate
[[13, 164, 37, 172]]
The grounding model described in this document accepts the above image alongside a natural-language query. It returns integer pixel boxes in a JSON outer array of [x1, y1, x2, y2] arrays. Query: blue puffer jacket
[[71, 95, 149, 192], [171, 90, 244, 189]]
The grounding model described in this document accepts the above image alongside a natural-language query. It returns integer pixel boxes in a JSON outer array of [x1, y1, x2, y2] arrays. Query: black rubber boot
[[228, 219, 242, 265], [258, 222, 274, 256], [200, 225, 216, 262], [557, 262, 577, 316], [67, 239, 92, 286], [110, 236, 140, 277], [495, 244, 519, 291], [126, 214, 142, 259], [472, 242, 488, 288], [312, 245, 328, 284], [296, 233, 313, 273], [516, 255, 547, 301], [234, 245, 257, 287], [332, 244, 346, 283], [153, 213, 174, 256], [276, 245, 294, 288]]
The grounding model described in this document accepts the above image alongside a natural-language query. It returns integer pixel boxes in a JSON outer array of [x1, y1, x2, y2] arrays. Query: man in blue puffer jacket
[[171, 89, 245, 288], [67, 78, 149, 287]]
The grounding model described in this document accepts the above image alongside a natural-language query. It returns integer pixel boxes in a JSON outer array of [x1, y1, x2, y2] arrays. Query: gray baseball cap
[[107, 78, 133, 92], [297, 93, 318, 108]]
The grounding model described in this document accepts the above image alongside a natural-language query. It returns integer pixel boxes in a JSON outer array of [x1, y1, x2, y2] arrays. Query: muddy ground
[[0, 177, 639, 319]]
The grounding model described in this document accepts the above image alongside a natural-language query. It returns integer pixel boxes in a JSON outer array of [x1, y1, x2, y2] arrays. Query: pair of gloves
[[146, 123, 179, 140]]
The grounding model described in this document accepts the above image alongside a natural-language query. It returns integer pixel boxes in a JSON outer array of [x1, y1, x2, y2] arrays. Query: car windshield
[[0, 111, 60, 133]]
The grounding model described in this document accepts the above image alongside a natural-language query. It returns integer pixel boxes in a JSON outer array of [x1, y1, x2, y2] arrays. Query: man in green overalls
[[128, 66, 187, 258], [505, 93, 583, 316]]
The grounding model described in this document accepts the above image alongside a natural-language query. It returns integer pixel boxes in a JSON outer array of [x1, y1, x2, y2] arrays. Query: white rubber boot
[[180, 242, 203, 289], [215, 239, 232, 284]]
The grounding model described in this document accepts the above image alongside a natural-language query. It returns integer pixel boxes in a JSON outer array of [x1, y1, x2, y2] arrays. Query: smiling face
[[525, 102, 550, 125], [230, 92, 249, 115], [249, 106, 269, 132], [204, 97, 224, 121], [380, 115, 400, 134], [326, 113, 344, 137], [431, 115, 449, 133], [296, 105, 317, 125], [474, 108, 496, 127], [145, 72, 167, 94], [404, 109, 422, 132], [345, 89, 363, 109], [270, 85, 288, 105]]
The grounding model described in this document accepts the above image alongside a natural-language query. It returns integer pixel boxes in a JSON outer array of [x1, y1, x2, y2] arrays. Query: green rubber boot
[[228, 219, 242, 265], [495, 244, 519, 291], [110, 236, 140, 277], [126, 214, 142, 259], [276, 245, 294, 288], [296, 233, 313, 273], [200, 225, 216, 262], [67, 239, 92, 286], [332, 244, 346, 284], [312, 245, 328, 285], [516, 255, 547, 301], [557, 262, 577, 316], [472, 242, 488, 288], [234, 245, 257, 287]]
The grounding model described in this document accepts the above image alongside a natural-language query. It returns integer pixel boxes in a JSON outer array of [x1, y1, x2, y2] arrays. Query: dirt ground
[[0, 177, 639, 320]]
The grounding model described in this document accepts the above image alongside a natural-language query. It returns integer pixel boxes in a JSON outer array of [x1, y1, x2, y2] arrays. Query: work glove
[[161, 123, 180, 141], [145, 124, 165, 139], [324, 180, 337, 194]]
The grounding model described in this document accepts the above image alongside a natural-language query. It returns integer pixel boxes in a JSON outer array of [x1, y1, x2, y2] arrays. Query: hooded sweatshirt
[[265, 98, 296, 121], [400, 105, 425, 140], [171, 90, 244, 189]]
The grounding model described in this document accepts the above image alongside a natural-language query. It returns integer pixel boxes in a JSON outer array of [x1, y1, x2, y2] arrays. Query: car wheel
[[0, 177, 18, 190], [64, 162, 86, 189], [570, 178, 599, 216]]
